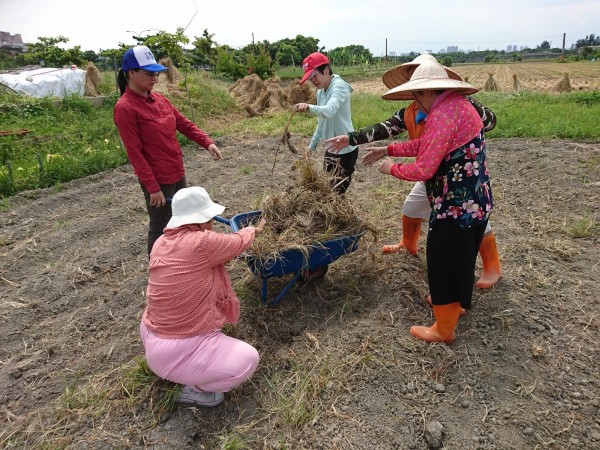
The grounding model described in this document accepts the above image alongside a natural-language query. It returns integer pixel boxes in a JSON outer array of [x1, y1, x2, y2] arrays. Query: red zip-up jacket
[[114, 87, 214, 194]]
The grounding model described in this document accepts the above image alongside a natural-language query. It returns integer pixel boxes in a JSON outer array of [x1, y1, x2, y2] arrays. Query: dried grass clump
[[84, 61, 102, 97], [152, 73, 171, 95], [158, 57, 182, 84], [483, 73, 498, 92], [283, 80, 316, 105], [249, 158, 373, 260], [512, 74, 523, 92], [229, 74, 290, 116], [553, 73, 572, 92]]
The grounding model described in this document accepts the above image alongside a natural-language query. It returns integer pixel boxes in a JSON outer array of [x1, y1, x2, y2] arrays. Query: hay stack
[[151, 72, 171, 95], [553, 73, 572, 92], [483, 73, 498, 92], [84, 61, 102, 97], [158, 57, 183, 84], [229, 74, 288, 116], [284, 80, 316, 104], [250, 158, 371, 260], [512, 74, 523, 92]]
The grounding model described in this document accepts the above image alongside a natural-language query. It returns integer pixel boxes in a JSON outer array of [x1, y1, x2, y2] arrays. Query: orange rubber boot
[[410, 302, 462, 344], [425, 295, 465, 315], [476, 232, 502, 289], [382, 216, 421, 255]]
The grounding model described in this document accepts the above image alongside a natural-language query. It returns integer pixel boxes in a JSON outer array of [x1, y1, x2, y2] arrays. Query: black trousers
[[140, 176, 187, 255], [426, 219, 487, 309], [324, 148, 359, 195]]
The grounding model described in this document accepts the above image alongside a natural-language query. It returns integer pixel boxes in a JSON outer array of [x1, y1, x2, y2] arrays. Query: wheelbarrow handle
[[213, 216, 231, 225]]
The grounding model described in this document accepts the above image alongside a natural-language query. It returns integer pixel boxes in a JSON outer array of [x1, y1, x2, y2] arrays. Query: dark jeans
[[140, 176, 187, 255], [324, 148, 359, 195]]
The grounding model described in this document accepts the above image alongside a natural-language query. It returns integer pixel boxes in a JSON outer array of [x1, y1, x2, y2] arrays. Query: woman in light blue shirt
[[294, 52, 358, 194]]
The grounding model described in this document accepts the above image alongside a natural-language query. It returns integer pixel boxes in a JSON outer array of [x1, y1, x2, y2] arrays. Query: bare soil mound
[[1, 137, 599, 449]]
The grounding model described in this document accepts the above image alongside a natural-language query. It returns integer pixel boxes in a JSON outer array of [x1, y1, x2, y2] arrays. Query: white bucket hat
[[382, 59, 478, 101], [382, 53, 462, 89], [166, 187, 225, 228]]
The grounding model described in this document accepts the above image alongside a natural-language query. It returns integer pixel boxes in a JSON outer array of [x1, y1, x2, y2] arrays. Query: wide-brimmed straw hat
[[382, 53, 461, 89], [382, 59, 478, 101], [166, 187, 225, 228]]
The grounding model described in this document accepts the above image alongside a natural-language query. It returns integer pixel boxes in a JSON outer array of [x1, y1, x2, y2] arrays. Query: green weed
[[241, 165, 254, 175], [0, 197, 10, 212], [219, 432, 252, 450], [564, 216, 598, 238]]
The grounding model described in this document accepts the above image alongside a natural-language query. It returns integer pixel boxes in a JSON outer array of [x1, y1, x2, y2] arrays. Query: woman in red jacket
[[114, 46, 222, 254]]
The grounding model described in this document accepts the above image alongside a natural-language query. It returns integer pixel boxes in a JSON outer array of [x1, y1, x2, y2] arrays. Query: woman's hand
[[324, 135, 349, 154], [149, 191, 166, 207], [207, 144, 222, 160], [378, 159, 395, 175], [294, 103, 310, 113], [254, 218, 267, 234], [362, 147, 388, 166]]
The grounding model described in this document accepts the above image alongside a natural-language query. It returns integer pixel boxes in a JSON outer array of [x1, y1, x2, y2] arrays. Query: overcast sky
[[1, 0, 598, 56]]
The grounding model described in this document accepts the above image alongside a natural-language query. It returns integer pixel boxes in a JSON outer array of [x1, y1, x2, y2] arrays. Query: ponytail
[[117, 69, 128, 96]]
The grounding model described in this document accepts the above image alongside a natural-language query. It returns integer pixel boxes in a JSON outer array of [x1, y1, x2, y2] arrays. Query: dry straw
[[483, 73, 498, 92], [158, 57, 182, 84], [251, 157, 375, 264], [84, 62, 102, 97], [229, 74, 315, 116], [553, 73, 572, 92], [512, 74, 523, 92]]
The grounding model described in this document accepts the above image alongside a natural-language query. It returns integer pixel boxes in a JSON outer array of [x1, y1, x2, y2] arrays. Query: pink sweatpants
[[140, 321, 259, 392]]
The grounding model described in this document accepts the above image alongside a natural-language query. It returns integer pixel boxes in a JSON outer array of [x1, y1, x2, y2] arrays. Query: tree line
[[1, 29, 598, 80]]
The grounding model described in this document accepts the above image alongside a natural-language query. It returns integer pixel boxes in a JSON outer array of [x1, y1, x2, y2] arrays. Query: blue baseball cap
[[122, 46, 167, 72]]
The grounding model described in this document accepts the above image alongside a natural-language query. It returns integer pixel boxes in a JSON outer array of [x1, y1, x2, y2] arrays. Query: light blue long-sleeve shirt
[[307, 74, 357, 155]]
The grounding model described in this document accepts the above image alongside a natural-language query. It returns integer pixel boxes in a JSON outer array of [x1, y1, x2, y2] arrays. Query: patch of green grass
[[0, 197, 10, 211], [241, 165, 254, 175], [53, 220, 68, 230], [122, 357, 179, 420], [474, 91, 600, 139], [577, 155, 599, 169], [564, 216, 598, 238], [219, 432, 252, 450]]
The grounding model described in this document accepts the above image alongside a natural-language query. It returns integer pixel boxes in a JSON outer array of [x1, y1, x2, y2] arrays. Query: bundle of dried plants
[[250, 157, 375, 263]]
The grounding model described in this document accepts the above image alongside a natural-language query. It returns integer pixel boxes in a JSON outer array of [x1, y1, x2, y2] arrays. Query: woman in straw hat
[[325, 54, 501, 289], [140, 186, 266, 407], [362, 59, 493, 344], [114, 45, 222, 255]]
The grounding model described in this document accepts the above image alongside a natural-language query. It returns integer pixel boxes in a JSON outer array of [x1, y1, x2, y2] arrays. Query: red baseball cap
[[300, 52, 329, 84]]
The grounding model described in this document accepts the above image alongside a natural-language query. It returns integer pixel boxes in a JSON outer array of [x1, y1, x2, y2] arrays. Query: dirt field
[[1, 135, 599, 449]]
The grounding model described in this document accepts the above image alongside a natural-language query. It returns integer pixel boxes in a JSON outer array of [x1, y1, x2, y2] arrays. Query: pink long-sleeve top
[[143, 224, 256, 339], [386, 91, 483, 181]]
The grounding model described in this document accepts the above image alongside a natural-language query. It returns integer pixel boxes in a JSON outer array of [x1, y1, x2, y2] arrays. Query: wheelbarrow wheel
[[301, 265, 329, 282]]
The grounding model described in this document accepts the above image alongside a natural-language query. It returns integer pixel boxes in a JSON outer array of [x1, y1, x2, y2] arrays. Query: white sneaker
[[177, 386, 224, 407]]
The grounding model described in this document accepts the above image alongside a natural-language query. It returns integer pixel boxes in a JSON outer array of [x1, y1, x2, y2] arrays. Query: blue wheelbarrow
[[215, 210, 367, 306]]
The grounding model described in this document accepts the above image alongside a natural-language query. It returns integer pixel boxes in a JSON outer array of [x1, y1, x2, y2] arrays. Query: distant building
[[446, 45, 459, 53], [0, 31, 27, 54]]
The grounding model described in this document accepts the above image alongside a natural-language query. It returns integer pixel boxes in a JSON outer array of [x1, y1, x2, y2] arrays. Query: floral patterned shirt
[[386, 91, 493, 229], [424, 132, 493, 229]]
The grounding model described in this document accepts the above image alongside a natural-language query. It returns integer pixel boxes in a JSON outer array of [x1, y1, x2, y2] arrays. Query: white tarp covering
[[0, 67, 85, 98]]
